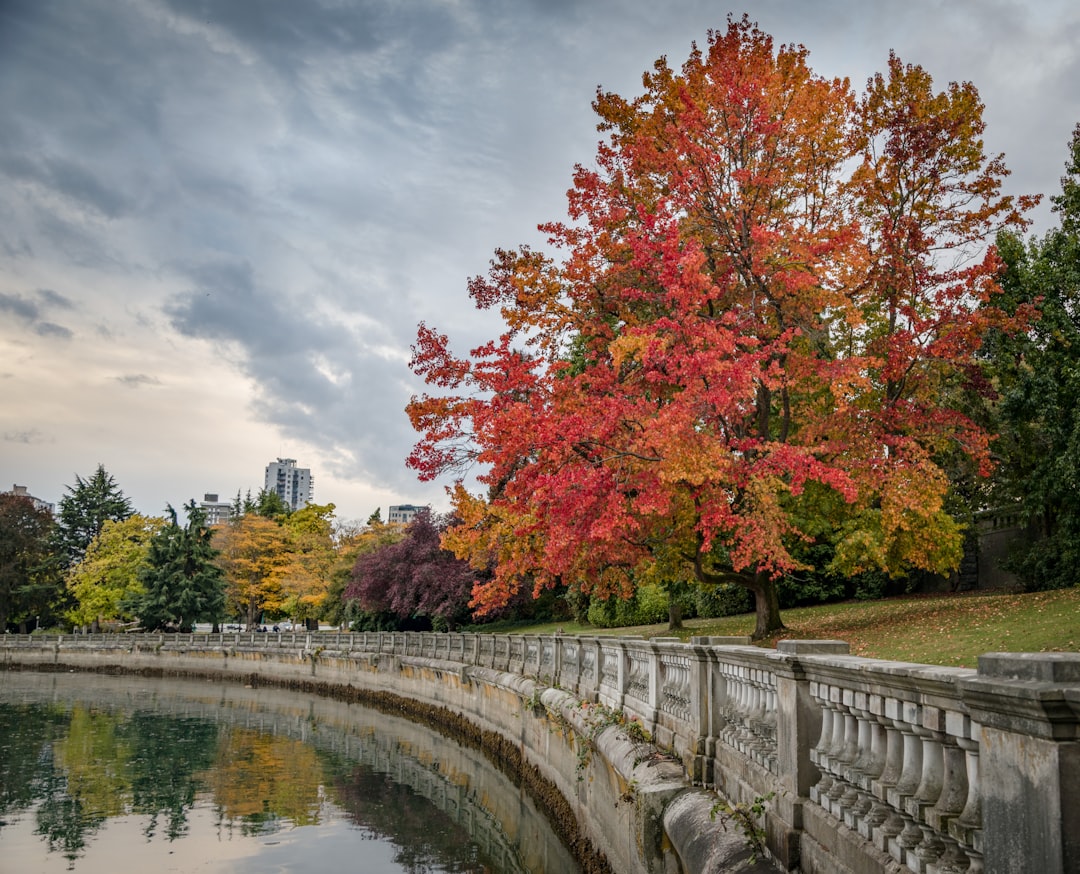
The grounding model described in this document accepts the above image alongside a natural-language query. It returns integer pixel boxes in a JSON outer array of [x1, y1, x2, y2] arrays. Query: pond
[[0, 671, 581, 873]]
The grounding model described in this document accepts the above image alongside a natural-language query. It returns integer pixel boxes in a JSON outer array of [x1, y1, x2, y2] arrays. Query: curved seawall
[[1, 635, 767, 874], [6, 631, 1079, 874]]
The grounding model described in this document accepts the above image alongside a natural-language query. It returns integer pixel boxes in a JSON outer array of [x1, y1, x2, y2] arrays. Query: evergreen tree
[[134, 501, 225, 631], [54, 465, 134, 568], [989, 123, 1080, 590], [254, 488, 289, 519]]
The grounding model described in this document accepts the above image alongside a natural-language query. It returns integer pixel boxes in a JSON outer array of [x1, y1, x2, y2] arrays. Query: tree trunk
[[749, 571, 785, 640], [668, 600, 684, 631]]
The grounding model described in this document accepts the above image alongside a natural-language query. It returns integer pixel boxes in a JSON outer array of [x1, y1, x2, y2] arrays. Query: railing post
[[960, 653, 1080, 874], [770, 640, 850, 867]]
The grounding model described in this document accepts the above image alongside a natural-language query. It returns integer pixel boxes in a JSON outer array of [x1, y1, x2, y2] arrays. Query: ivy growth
[[710, 792, 775, 863]]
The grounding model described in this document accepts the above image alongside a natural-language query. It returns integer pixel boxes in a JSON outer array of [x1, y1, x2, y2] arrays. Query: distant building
[[264, 458, 313, 512], [388, 504, 423, 525], [199, 493, 233, 526], [2, 484, 54, 514]]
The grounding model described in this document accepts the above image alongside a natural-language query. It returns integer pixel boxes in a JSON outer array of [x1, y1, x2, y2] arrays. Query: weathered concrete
[[1, 636, 778, 874], [4, 632, 1079, 874]]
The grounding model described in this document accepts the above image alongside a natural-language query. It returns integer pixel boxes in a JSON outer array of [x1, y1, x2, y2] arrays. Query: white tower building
[[264, 458, 313, 512]]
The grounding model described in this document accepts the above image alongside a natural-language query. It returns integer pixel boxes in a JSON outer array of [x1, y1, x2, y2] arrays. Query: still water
[[0, 671, 581, 873]]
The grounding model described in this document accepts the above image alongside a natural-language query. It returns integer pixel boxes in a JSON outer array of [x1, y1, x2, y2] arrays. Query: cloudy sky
[[2, 0, 1078, 523]]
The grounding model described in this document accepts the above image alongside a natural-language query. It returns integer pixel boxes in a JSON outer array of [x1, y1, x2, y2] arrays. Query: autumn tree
[[0, 492, 62, 632], [325, 515, 406, 629], [277, 502, 337, 628], [66, 514, 165, 630], [54, 465, 134, 568], [345, 509, 476, 631], [214, 513, 289, 629], [135, 502, 225, 631], [407, 18, 1033, 637]]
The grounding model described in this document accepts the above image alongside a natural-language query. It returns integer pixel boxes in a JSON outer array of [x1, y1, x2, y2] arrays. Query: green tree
[[255, 488, 290, 519], [66, 514, 165, 630], [134, 502, 225, 631], [988, 123, 1080, 589], [0, 493, 62, 632], [54, 465, 134, 568]]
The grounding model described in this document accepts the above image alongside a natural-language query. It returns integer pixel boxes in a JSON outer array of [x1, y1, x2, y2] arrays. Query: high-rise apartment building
[[264, 458, 313, 512], [199, 493, 233, 526]]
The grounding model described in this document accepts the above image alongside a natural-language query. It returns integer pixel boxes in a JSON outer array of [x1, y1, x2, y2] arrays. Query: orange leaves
[[406, 17, 1035, 633]]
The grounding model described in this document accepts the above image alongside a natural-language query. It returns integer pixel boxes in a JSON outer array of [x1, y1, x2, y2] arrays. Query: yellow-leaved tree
[[214, 514, 288, 629], [66, 514, 165, 630]]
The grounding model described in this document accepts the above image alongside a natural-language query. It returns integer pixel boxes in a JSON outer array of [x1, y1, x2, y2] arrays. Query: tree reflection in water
[[0, 672, 577, 873]]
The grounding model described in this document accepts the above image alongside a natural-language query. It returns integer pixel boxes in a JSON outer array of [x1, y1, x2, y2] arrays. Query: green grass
[[484, 588, 1080, 668]]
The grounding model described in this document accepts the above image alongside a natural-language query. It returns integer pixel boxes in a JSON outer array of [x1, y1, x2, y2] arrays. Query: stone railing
[[3, 631, 1078, 874]]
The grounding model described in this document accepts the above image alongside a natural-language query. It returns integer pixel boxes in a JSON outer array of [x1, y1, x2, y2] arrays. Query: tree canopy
[[134, 502, 225, 631], [54, 465, 134, 569], [345, 509, 476, 630], [987, 123, 1080, 589], [66, 514, 165, 629], [0, 493, 61, 632], [406, 18, 1035, 637], [213, 512, 289, 629]]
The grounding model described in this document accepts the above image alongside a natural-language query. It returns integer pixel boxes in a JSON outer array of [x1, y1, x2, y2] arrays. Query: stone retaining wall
[[4, 632, 1079, 874]]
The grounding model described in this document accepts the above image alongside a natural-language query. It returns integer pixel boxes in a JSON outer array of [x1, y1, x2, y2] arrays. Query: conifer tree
[[134, 501, 225, 631]]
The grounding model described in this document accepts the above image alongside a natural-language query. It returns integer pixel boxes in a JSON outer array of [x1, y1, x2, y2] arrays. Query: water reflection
[[0, 672, 580, 873]]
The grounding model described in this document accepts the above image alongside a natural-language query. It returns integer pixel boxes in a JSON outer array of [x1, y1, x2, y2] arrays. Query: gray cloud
[[3, 428, 52, 445], [2, 0, 1078, 516], [115, 374, 162, 388], [0, 292, 39, 322], [37, 288, 73, 309], [0, 290, 73, 339], [34, 322, 73, 340]]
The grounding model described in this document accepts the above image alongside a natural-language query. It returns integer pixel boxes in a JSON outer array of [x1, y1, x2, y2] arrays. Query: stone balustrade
[[3, 630, 1077, 874]]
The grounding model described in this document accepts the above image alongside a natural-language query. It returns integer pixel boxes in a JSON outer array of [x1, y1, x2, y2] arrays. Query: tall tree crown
[[407, 18, 1034, 636], [55, 465, 134, 567]]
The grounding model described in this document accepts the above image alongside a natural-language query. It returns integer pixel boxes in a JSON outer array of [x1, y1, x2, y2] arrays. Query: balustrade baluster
[[809, 685, 836, 805]]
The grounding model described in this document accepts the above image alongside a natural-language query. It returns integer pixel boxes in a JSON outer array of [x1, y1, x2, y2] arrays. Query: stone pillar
[[768, 640, 850, 868], [960, 653, 1080, 874]]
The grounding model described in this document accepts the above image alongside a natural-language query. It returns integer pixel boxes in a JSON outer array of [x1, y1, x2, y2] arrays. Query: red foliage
[[407, 17, 1034, 637], [345, 510, 477, 627]]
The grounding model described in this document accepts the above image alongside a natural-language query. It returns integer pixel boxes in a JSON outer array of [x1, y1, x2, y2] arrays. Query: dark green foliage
[[0, 493, 63, 631], [986, 124, 1080, 591], [693, 583, 753, 618], [254, 489, 290, 518], [231, 488, 290, 519], [133, 501, 225, 630], [54, 465, 133, 568], [586, 584, 669, 628]]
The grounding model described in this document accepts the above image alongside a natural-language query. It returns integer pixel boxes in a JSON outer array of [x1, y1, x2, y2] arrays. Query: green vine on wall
[[710, 792, 774, 862]]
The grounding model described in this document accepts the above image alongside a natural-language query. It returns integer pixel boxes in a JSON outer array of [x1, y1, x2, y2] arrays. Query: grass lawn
[[483, 587, 1080, 668]]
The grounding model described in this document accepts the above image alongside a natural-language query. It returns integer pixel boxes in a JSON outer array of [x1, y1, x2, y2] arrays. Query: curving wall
[[4, 631, 1079, 874]]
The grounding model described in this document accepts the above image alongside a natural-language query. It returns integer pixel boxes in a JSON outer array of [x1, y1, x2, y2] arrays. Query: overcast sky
[[2, 0, 1078, 523]]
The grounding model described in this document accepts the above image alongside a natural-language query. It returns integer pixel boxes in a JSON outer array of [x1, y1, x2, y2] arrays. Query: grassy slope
[[489, 588, 1080, 668]]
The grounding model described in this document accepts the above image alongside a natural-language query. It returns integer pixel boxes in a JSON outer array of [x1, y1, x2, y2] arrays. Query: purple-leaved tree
[[345, 509, 476, 630]]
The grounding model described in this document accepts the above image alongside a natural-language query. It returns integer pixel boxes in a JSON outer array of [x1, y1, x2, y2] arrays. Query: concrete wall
[[0, 636, 770, 874], [4, 632, 1079, 874]]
